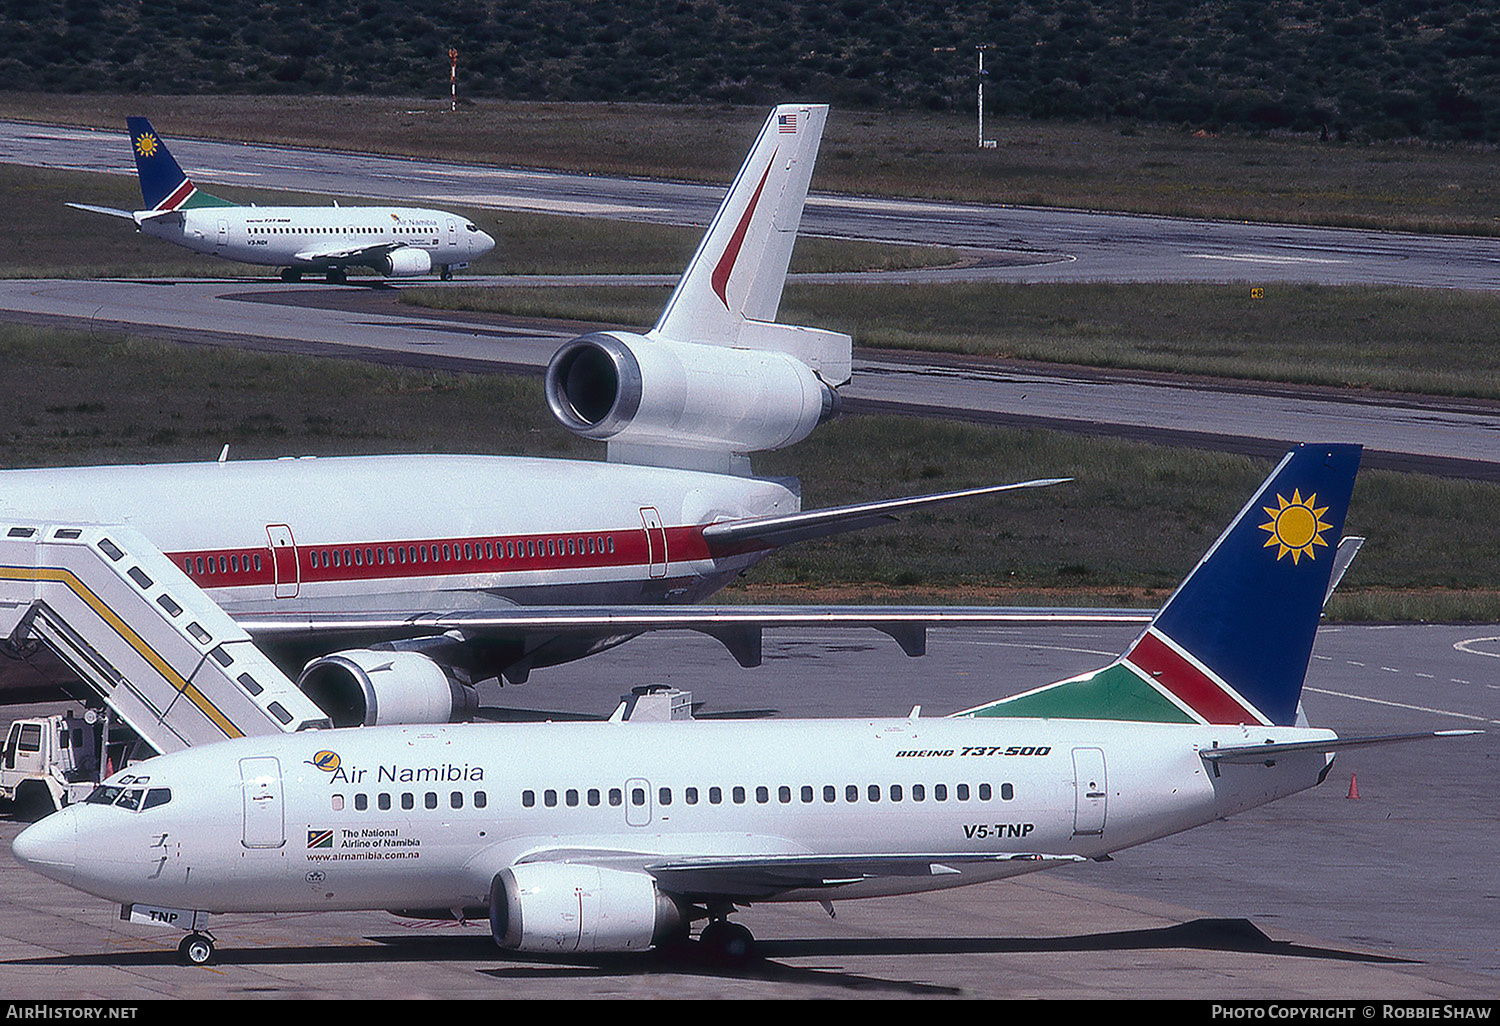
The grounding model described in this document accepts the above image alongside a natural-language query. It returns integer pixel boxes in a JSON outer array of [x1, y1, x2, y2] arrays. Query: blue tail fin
[[960, 443, 1362, 726], [126, 117, 233, 211]]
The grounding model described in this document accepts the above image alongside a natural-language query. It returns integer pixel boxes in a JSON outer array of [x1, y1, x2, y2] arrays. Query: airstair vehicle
[[0, 523, 330, 769]]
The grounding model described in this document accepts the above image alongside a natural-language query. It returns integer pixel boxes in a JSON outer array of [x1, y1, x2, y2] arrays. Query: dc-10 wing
[[238, 603, 1154, 670], [701, 478, 1070, 552]]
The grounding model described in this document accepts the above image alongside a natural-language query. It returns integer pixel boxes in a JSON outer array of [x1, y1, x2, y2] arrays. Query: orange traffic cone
[[1347, 774, 1360, 799]]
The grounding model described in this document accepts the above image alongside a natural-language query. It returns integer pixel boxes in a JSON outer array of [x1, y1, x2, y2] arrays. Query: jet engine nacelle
[[379, 247, 433, 277], [545, 331, 838, 457], [296, 649, 478, 727], [490, 863, 687, 954]]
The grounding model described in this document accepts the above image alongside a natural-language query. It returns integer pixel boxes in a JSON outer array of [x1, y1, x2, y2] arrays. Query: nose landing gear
[[177, 931, 216, 966]]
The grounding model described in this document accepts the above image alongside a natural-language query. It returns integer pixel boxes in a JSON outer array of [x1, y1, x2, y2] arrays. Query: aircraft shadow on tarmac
[[3, 918, 1413, 996]]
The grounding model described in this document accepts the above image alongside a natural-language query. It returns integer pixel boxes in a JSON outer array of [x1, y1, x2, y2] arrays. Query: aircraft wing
[[238, 603, 1153, 673], [701, 478, 1070, 552], [648, 852, 1086, 900], [512, 848, 1084, 900], [292, 241, 405, 263]]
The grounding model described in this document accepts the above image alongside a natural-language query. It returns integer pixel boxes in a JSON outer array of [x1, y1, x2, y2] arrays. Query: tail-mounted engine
[[546, 331, 839, 471], [296, 649, 478, 727]]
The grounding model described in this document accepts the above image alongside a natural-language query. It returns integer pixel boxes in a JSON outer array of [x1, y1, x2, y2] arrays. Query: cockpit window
[[81, 784, 171, 811], [465, 223, 478, 232]]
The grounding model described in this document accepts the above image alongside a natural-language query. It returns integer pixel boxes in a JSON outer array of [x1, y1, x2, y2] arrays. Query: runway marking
[[1304, 686, 1500, 725], [1188, 252, 1346, 265], [1453, 636, 1500, 659]]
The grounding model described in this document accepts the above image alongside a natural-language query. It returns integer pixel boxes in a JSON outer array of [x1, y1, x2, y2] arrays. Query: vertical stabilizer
[[648, 105, 850, 385], [126, 117, 234, 212], [959, 444, 1362, 726]]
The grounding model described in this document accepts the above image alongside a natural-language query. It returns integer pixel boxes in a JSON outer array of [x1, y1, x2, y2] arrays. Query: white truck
[[0, 710, 126, 819]]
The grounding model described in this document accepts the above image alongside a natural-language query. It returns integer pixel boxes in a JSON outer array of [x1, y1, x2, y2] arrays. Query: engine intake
[[546, 332, 837, 457], [296, 649, 478, 727], [379, 247, 433, 277], [490, 863, 687, 954]]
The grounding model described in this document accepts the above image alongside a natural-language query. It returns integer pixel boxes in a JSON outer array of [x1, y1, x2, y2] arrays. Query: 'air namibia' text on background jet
[[12, 442, 1477, 965], [6, 104, 1066, 729], [67, 117, 496, 282]]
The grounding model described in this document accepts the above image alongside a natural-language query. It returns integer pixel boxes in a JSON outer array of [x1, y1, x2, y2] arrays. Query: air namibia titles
[[325, 761, 484, 785]]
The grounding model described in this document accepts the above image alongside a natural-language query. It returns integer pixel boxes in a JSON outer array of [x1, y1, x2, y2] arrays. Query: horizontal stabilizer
[[1324, 536, 1364, 606], [701, 477, 1071, 551], [1200, 729, 1482, 764], [65, 202, 134, 220]]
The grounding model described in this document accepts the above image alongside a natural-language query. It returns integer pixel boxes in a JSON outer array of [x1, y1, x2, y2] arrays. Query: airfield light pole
[[449, 48, 458, 112], [934, 45, 995, 148], [977, 45, 995, 149]]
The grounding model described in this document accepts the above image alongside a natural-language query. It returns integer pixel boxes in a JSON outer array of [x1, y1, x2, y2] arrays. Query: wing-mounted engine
[[546, 331, 839, 473], [379, 248, 433, 277], [490, 863, 688, 953], [296, 649, 478, 727]]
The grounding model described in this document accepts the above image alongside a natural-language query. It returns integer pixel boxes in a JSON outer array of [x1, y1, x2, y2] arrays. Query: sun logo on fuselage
[[135, 133, 158, 159], [308, 750, 341, 773], [1259, 489, 1332, 565]]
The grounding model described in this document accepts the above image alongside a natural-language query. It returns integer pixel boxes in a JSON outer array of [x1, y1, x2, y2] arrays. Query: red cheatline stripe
[[1124, 630, 1260, 725], [158, 179, 196, 211], [168, 524, 718, 589], [710, 151, 777, 310]]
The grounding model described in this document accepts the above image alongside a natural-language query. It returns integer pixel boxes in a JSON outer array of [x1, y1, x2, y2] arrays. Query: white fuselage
[[0, 454, 799, 614], [143, 205, 494, 272], [17, 716, 1336, 915]]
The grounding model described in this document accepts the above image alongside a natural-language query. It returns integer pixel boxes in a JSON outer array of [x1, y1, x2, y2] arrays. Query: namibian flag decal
[[307, 829, 334, 849]]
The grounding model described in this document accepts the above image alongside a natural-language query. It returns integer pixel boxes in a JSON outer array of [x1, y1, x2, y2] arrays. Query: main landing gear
[[278, 267, 302, 282], [177, 931, 216, 966], [697, 918, 756, 964], [439, 265, 454, 281]]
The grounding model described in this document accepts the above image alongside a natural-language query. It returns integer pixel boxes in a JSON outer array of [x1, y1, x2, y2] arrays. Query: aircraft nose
[[13, 809, 77, 886], [479, 230, 496, 256]]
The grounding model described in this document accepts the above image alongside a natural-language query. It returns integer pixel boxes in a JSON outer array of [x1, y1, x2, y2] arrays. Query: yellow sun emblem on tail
[[135, 133, 158, 158], [1259, 489, 1332, 565]]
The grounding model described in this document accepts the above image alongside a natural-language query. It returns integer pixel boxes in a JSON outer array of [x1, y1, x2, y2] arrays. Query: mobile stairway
[[0, 523, 329, 756]]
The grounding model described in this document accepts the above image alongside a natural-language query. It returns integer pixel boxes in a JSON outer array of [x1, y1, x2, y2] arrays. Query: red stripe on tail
[[1125, 630, 1262, 724]]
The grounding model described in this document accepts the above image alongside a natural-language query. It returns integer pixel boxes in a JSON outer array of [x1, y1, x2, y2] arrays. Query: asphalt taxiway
[[1, 622, 1494, 999]]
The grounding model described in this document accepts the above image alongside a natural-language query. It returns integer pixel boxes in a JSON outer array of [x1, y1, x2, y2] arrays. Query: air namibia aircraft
[[12, 442, 1477, 965], [67, 117, 495, 281]]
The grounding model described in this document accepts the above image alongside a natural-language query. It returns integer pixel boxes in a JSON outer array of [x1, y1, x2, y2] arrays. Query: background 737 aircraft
[[5, 104, 1067, 736], [11, 442, 1476, 965], [67, 117, 496, 282]]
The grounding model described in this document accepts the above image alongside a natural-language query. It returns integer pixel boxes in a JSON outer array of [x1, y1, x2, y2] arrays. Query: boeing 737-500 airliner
[[68, 117, 495, 281]]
